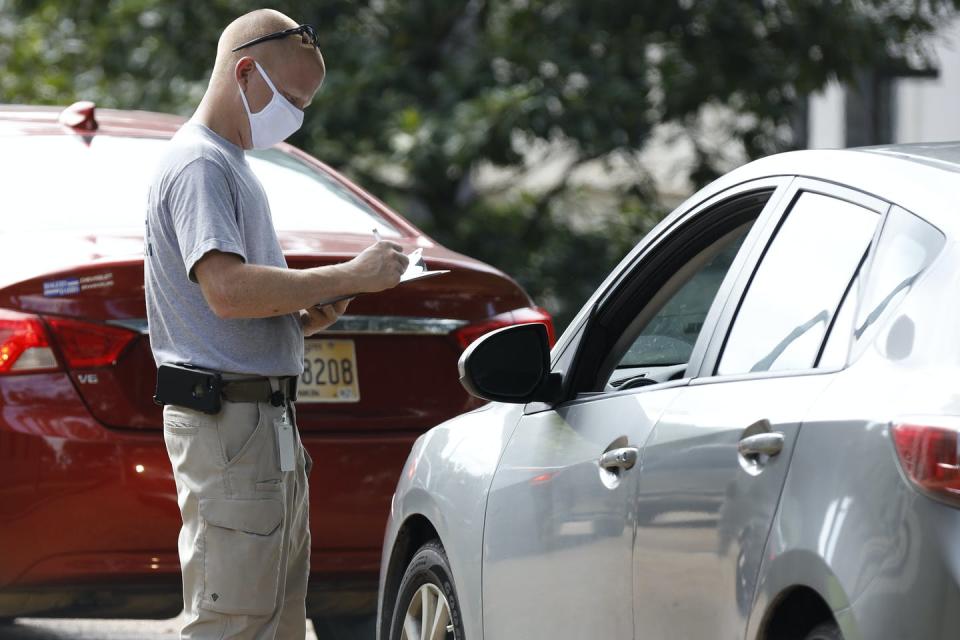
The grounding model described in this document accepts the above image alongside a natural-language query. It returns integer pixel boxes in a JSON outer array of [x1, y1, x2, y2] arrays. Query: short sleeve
[[166, 157, 247, 283]]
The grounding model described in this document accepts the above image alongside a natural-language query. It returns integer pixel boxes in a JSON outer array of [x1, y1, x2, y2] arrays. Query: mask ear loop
[[255, 61, 303, 116], [238, 61, 280, 115], [253, 61, 282, 95], [238, 80, 254, 115]]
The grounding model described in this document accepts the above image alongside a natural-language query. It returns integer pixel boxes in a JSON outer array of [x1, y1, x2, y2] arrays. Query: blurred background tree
[[1, 0, 957, 329]]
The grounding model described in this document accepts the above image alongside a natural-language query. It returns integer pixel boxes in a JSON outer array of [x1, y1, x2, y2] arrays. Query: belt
[[221, 376, 298, 406]]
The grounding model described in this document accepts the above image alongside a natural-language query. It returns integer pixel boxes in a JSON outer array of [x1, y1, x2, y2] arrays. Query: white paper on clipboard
[[313, 248, 450, 307]]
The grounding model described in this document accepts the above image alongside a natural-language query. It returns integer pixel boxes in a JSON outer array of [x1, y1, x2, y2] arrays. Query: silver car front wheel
[[402, 583, 453, 640], [389, 541, 463, 640]]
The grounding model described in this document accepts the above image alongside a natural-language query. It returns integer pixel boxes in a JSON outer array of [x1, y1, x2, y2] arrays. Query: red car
[[0, 102, 553, 636]]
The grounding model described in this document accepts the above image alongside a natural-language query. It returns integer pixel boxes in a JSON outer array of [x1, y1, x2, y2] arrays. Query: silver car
[[376, 143, 960, 640]]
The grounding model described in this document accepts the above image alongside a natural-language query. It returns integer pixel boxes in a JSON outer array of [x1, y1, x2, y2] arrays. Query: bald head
[[196, 9, 326, 149], [219, 8, 297, 56], [211, 9, 325, 91]]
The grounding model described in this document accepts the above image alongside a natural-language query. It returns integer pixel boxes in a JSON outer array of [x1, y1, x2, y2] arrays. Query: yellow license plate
[[299, 339, 360, 403]]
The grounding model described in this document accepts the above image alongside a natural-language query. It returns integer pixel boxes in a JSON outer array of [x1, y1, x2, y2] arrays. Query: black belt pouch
[[154, 363, 223, 414]]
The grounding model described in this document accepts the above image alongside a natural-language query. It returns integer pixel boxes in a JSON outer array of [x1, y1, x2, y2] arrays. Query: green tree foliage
[[1, 0, 956, 328]]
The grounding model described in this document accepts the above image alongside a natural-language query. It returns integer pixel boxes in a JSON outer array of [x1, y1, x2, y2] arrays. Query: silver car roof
[[706, 144, 960, 235], [552, 143, 960, 357]]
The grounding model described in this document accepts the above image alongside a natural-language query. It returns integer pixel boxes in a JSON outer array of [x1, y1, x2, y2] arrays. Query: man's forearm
[[195, 240, 405, 320], [214, 262, 356, 319]]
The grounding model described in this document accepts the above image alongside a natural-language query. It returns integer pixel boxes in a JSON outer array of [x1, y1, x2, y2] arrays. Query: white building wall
[[809, 18, 960, 147], [895, 19, 960, 143], [808, 80, 845, 149]]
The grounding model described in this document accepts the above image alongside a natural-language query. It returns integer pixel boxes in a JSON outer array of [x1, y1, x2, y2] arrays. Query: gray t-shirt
[[144, 121, 303, 376]]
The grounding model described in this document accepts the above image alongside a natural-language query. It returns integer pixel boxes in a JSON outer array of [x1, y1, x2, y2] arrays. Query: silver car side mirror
[[458, 323, 562, 404]]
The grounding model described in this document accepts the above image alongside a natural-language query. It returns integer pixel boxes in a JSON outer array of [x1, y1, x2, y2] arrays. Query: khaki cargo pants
[[163, 385, 312, 640]]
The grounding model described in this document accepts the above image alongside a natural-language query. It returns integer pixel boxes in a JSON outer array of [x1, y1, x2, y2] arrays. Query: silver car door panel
[[633, 374, 834, 638], [482, 387, 681, 640]]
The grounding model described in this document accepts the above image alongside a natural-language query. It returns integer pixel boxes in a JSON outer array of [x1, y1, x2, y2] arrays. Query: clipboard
[[313, 248, 450, 308]]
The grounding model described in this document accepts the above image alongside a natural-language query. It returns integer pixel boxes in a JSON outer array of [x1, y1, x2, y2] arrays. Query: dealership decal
[[43, 272, 114, 297], [43, 278, 80, 297], [79, 272, 114, 291]]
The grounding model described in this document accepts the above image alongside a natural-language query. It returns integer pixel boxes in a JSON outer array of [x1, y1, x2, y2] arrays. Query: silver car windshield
[[1, 134, 401, 237]]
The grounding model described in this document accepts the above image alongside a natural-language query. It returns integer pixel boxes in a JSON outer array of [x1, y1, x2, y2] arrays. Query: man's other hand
[[301, 298, 350, 336], [348, 240, 409, 292]]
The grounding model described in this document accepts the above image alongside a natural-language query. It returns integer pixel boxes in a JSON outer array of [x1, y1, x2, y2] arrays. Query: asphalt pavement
[[0, 616, 321, 639]]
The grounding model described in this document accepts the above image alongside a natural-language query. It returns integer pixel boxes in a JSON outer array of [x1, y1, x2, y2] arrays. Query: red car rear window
[[2, 134, 401, 237]]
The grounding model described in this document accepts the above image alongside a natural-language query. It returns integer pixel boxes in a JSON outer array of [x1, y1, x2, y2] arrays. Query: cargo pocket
[[198, 497, 284, 615]]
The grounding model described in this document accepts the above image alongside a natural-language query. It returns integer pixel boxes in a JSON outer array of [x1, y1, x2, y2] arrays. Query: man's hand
[[301, 298, 351, 336], [345, 240, 409, 293]]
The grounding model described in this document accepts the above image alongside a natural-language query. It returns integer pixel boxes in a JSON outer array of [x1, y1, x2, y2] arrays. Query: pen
[[373, 228, 382, 243]]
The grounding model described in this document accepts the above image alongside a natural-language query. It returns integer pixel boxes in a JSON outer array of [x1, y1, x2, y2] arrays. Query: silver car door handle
[[738, 432, 784, 457], [599, 447, 639, 471]]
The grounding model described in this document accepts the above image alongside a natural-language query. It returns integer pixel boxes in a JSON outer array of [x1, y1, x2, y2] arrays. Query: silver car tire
[[389, 541, 464, 640], [802, 622, 843, 640]]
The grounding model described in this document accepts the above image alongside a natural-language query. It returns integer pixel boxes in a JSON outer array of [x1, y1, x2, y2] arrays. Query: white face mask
[[238, 61, 304, 149]]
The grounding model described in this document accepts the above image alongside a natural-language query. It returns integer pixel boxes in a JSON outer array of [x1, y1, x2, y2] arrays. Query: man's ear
[[235, 57, 255, 90]]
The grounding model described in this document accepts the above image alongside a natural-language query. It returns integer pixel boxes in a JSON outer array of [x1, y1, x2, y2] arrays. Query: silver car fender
[[377, 401, 525, 640]]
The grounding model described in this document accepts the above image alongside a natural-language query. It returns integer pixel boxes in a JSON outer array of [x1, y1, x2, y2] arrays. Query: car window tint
[[1, 135, 401, 236], [616, 226, 750, 368], [849, 206, 945, 360], [717, 192, 879, 375]]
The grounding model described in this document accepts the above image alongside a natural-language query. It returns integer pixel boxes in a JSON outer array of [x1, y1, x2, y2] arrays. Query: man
[[144, 9, 408, 639]]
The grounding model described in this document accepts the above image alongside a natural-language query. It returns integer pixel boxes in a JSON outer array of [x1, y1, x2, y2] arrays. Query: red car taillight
[[0, 309, 59, 374], [45, 317, 137, 369], [891, 422, 960, 508], [453, 306, 556, 350]]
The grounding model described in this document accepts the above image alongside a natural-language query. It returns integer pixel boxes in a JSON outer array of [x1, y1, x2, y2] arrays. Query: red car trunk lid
[[0, 251, 536, 433]]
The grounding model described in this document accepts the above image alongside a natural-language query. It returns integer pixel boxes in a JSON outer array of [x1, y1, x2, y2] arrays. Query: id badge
[[275, 410, 296, 472]]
